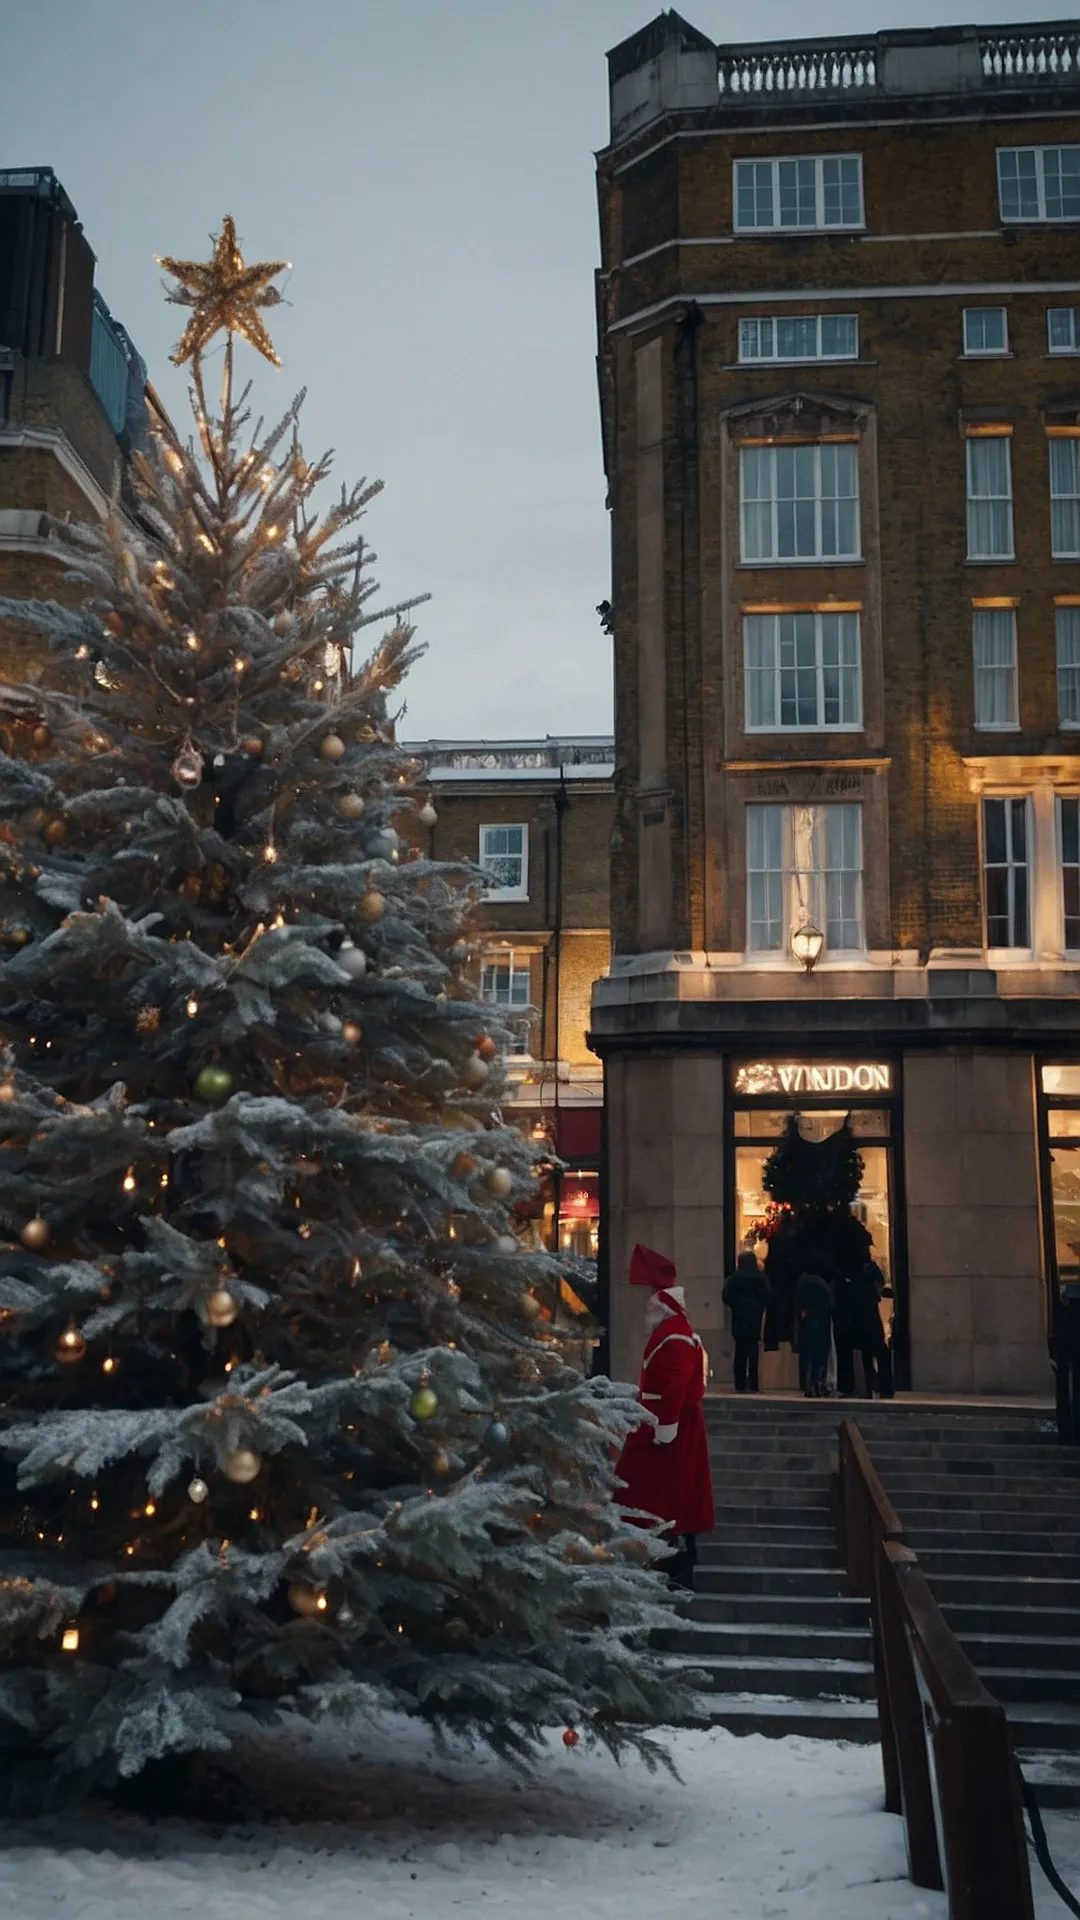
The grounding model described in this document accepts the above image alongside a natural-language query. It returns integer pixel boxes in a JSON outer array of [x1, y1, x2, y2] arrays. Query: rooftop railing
[[716, 25, 1080, 98], [982, 27, 1080, 79], [718, 42, 877, 97]]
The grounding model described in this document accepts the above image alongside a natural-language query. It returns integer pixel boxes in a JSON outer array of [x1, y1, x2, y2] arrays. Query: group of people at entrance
[[722, 1248, 894, 1399]]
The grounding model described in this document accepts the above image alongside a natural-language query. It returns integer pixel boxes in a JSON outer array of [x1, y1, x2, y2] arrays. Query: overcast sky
[[0, 0, 1061, 740]]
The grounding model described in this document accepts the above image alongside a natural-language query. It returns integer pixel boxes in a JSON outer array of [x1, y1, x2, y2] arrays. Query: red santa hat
[[628, 1243, 686, 1314]]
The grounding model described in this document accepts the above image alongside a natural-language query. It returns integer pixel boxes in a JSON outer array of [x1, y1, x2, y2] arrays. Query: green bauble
[[195, 1064, 233, 1102], [409, 1385, 439, 1420]]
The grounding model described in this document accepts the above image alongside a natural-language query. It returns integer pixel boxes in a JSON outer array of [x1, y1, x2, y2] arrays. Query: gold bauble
[[358, 889, 385, 924], [341, 1020, 363, 1045], [20, 1216, 50, 1250], [521, 1291, 542, 1321], [55, 1324, 87, 1364], [338, 792, 365, 821], [486, 1165, 513, 1198], [319, 734, 346, 762], [204, 1288, 239, 1328], [44, 819, 68, 847], [223, 1447, 262, 1484], [31, 724, 51, 750]]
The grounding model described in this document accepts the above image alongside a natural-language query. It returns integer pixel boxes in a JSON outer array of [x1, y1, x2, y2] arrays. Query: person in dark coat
[[722, 1250, 771, 1393], [796, 1271, 833, 1398], [847, 1257, 894, 1398]]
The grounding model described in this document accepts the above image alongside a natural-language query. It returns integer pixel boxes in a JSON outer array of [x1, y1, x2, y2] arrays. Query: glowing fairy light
[[61, 1628, 79, 1652], [122, 1168, 136, 1192], [186, 998, 199, 1017]]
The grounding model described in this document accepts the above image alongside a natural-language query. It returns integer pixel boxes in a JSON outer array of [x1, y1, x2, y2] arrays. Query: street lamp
[[791, 924, 824, 974]]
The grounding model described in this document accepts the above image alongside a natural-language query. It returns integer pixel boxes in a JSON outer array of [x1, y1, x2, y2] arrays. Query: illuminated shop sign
[[733, 1061, 892, 1097]]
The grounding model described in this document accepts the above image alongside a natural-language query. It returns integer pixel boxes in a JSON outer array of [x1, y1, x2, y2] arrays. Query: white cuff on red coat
[[654, 1422, 678, 1445]]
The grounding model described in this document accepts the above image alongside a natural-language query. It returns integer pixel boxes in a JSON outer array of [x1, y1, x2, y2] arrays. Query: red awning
[[556, 1108, 601, 1160]]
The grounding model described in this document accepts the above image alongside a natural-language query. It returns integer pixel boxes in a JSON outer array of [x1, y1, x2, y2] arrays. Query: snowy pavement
[[1, 1717, 1078, 1920]]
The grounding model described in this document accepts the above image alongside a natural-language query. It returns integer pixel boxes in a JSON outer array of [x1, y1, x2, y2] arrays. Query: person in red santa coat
[[615, 1244, 715, 1589]]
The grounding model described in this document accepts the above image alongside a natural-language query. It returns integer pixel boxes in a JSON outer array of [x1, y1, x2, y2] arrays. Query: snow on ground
[[1, 1717, 1077, 1920]]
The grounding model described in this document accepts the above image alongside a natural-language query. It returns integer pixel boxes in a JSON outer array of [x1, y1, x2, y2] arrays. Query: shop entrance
[[727, 1059, 903, 1390]]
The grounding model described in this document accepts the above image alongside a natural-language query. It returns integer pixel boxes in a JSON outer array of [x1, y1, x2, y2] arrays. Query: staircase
[[657, 1395, 1080, 1800]]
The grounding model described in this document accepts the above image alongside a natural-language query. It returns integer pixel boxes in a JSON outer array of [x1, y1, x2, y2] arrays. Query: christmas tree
[[0, 220, 677, 1803], [759, 1115, 868, 1344]]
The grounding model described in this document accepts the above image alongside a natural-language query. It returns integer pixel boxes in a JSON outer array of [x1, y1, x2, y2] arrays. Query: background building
[[592, 13, 1080, 1394], [408, 735, 613, 1258], [0, 167, 149, 698]]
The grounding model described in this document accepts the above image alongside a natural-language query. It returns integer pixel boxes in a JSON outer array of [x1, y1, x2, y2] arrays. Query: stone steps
[[661, 1395, 1080, 1797]]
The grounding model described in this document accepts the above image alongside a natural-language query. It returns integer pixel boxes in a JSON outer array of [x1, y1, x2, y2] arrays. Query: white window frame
[[972, 607, 1019, 731], [478, 823, 528, 901], [982, 795, 1031, 953], [1048, 308, 1080, 355], [740, 442, 861, 565], [1058, 797, 1080, 953], [745, 802, 865, 960], [1057, 607, 1080, 727], [966, 435, 1015, 562], [1050, 437, 1080, 560], [738, 313, 859, 364], [479, 949, 534, 1053], [733, 154, 864, 234], [744, 610, 862, 732], [998, 146, 1080, 225], [962, 308, 1009, 356]]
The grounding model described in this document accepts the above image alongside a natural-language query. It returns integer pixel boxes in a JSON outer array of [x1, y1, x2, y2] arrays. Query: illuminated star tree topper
[[157, 215, 290, 370]]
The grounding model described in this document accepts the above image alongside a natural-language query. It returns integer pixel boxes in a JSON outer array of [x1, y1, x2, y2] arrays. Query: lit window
[[998, 146, 1080, 224], [1060, 799, 1080, 950], [983, 797, 1029, 948], [1057, 608, 1080, 726], [966, 435, 1014, 561], [1049, 309, 1080, 354], [738, 314, 858, 363], [479, 958, 531, 1007], [963, 308, 1008, 355], [744, 611, 861, 731], [972, 608, 1018, 729], [1050, 440, 1080, 558], [746, 803, 864, 956], [734, 155, 863, 233], [478, 824, 527, 899], [480, 953, 533, 1053], [740, 443, 860, 563]]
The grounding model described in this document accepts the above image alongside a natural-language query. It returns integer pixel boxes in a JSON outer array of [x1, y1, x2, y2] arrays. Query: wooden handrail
[[834, 1420, 1035, 1920]]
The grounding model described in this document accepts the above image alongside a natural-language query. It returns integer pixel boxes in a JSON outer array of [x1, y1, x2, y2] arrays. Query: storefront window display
[[728, 1061, 900, 1383], [1040, 1065, 1080, 1286]]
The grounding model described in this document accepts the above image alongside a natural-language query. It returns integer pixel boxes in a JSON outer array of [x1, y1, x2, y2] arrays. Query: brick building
[[591, 15, 1080, 1394], [0, 168, 149, 693], [407, 735, 613, 1256]]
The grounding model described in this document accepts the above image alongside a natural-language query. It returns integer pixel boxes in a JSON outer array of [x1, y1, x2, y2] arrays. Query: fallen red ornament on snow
[[562, 1727, 579, 1748]]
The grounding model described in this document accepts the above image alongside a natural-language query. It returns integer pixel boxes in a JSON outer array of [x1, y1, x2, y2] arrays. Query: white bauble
[[463, 1053, 489, 1089], [486, 1166, 513, 1198], [337, 940, 367, 979], [419, 801, 438, 828], [493, 1234, 518, 1256], [223, 1447, 262, 1484]]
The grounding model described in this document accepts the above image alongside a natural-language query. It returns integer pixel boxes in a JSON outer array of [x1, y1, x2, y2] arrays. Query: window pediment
[[725, 391, 870, 443]]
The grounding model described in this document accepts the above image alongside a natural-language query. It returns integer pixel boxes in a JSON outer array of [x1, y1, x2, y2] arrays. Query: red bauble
[[104, 611, 125, 636], [562, 1727, 580, 1748], [476, 1036, 498, 1063]]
